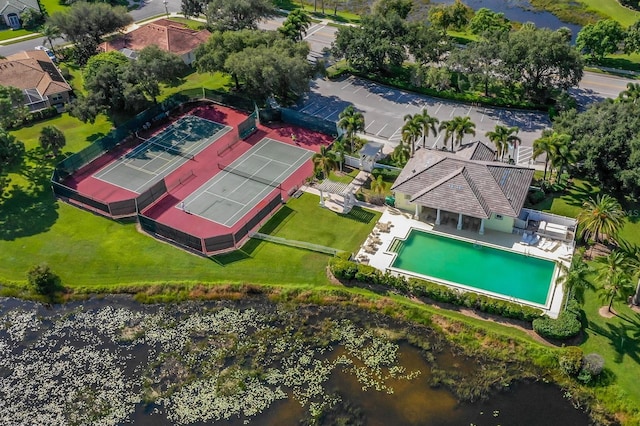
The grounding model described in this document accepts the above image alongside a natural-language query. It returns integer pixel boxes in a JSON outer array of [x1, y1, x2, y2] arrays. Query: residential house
[[391, 142, 535, 235], [0, 50, 72, 111], [100, 19, 211, 65], [0, 0, 39, 29]]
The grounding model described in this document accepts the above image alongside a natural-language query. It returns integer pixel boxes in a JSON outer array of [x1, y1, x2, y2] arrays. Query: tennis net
[[218, 162, 281, 188], [147, 140, 195, 160]]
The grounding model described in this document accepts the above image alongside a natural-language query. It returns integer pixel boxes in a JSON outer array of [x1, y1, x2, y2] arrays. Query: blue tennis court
[[94, 115, 232, 193], [180, 138, 313, 227]]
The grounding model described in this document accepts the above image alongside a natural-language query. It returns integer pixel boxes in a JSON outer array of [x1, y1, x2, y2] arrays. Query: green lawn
[[0, 28, 33, 42], [39, 0, 68, 15], [262, 192, 380, 253], [579, 0, 640, 26]]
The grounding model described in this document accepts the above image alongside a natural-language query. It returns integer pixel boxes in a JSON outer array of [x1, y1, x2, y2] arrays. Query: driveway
[[294, 75, 551, 164]]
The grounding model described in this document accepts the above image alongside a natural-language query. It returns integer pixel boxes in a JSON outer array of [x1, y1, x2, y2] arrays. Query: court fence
[[249, 232, 343, 256], [51, 86, 342, 254]]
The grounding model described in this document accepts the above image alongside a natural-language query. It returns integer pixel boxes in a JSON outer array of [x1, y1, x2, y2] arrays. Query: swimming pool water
[[391, 230, 555, 305]]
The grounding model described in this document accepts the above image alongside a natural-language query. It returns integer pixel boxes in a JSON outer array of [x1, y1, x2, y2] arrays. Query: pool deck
[[356, 208, 573, 319]]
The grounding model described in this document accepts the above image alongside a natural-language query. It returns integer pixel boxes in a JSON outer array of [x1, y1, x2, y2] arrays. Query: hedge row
[[532, 299, 582, 340], [330, 258, 543, 322], [8, 106, 59, 129]]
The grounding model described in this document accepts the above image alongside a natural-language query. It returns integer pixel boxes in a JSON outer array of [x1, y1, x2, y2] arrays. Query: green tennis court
[[180, 138, 313, 227], [94, 115, 232, 193]]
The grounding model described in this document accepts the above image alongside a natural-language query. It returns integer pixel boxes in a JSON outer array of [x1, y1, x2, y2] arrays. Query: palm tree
[[577, 194, 626, 249], [596, 251, 633, 313], [278, 9, 312, 42], [391, 142, 410, 166], [370, 174, 387, 198], [401, 114, 422, 157], [485, 125, 520, 162], [618, 241, 640, 306], [451, 116, 476, 152], [438, 119, 456, 152], [532, 131, 556, 182], [337, 105, 365, 153], [312, 146, 337, 180], [557, 251, 592, 309], [330, 138, 347, 172], [550, 134, 576, 183], [39, 125, 66, 156], [414, 109, 439, 149], [41, 24, 61, 55], [619, 82, 640, 103]]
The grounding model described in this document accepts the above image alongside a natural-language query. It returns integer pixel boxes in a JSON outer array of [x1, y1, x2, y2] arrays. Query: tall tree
[[596, 251, 634, 313], [330, 138, 347, 172], [0, 129, 25, 170], [332, 12, 407, 73], [624, 19, 640, 55], [552, 101, 640, 195], [401, 114, 422, 157], [48, 2, 132, 65], [577, 194, 626, 247], [485, 125, 520, 162], [370, 174, 387, 198], [0, 85, 29, 129], [618, 82, 640, 103], [451, 116, 476, 151], [414, 109, 439, 149], [468, 7, 510, 36], [337, 105, 365, 153], [312, 145, 337, 180], [406, 22, 451, 68], [371, 0, 412, 19], [391, 142, 410, 166], [181, 0, 204, 19], [278, 9, 312, 42], [134, 45, 187, 102], [550, 134, 576, 182], [448, 37, 502, 97], [205, 0, 275, 31], [438, 119, 456, 152], [39, 126, 66, 156], [500, 28, 583, 103], [557, 250, 592, 308], [41, 23, 61, 55], [576, 19, 625, 63], [532, 131, 556, 182], [195, 30, 279, 90]]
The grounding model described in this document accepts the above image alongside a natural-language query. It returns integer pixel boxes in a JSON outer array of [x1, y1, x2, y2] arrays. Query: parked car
[[35, 46, 57, 62]]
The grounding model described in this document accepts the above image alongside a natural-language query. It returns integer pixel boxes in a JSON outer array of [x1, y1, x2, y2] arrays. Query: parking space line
[[466, 106, 472, 116], [376, 124, 389, 136], [324, 110, 340, 120], [434, 104, 443, 114], [364, 120, 376, 131]]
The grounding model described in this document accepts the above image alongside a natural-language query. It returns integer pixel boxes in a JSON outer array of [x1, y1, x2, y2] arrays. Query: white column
[[457, 213, 463, 230], [414, 203, 419, 219], [435, 209, 441, 225], [479, 218, 485, 235], [319, 189, 325, 207]]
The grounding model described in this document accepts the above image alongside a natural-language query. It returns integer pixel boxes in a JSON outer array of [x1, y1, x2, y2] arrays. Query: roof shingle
[[391, 142, 534, 219]]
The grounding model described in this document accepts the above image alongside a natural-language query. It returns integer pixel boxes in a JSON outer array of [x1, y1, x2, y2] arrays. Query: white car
[[35, 45, 57, 63]]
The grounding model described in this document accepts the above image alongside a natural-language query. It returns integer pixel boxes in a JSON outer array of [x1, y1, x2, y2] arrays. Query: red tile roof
[[101, 19, 210, 56]]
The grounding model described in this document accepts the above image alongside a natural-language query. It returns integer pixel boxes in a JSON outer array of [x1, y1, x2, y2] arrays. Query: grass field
[[579, 0, 640, 26], [0, 28, 33, 42], [39, 0, 68, 15]]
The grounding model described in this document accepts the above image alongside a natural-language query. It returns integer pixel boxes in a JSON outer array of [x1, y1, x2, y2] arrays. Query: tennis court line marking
[[95, 118, 232, 193]]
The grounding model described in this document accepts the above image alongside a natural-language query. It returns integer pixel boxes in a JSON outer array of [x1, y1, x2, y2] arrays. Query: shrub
[[532, 309, 581, 340], [578, 353, 605, 383], [558, 346, 584, 376], [26, 263, 60, 295], [329, 259, 543, 322]]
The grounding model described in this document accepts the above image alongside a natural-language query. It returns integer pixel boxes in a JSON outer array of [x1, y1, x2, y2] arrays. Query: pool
[[390, 230, 556, 306]]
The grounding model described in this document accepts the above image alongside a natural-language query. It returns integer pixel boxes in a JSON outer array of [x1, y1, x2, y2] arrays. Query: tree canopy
[[553, 100, 640, 195], [576, 19, 625, 63], [47, 2, 132, 65], [205, 0, 275, 32], [0, 85, 28, 129]]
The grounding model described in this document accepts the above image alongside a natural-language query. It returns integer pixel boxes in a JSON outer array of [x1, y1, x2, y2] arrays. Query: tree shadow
[[586, 314, 640, 365], [0, 148, 60, 240], [209, 238, 264, 266], [257, 206, 295, 234]]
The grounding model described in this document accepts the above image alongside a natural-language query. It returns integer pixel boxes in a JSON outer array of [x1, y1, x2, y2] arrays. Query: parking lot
[[295, 75, 552, 164]]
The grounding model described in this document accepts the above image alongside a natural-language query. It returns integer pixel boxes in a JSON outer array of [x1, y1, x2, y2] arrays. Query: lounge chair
[[529, 235, 540, 246], [521, 232, 531, 245]]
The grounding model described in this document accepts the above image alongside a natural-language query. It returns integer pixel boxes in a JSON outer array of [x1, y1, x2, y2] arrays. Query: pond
[[0, 296, 591, 425], [436, 0, 582, 41]]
